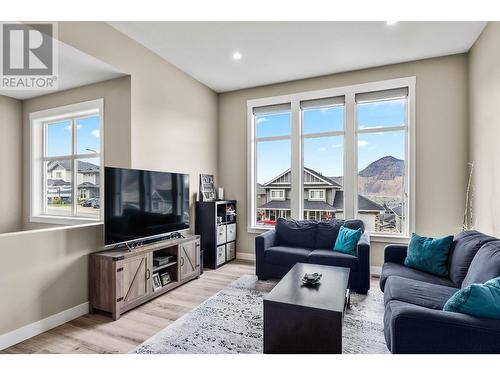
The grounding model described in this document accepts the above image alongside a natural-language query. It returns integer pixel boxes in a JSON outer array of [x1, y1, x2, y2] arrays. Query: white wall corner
[[370, 266, 382, 276], [0, 302, 89, 351]]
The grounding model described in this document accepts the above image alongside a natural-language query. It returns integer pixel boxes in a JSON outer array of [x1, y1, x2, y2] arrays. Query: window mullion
[[290, 100, 301, 219], [344, 93, 356, 219], [72, 118, 77, 217]]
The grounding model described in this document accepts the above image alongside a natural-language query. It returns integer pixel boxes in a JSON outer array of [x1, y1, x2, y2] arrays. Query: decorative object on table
[[160, 272, 171, 286], [152, 273, 162, 291], [199, 174, 215, 201], [301, 272, 322, 286], [217, 187, 224, 200], [226, 203, 236, 222], [462, 161, 475, 231]]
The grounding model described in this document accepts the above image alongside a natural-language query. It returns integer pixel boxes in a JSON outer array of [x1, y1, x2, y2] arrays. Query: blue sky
[[256, 100, 405, 184], [47, 115, 100, 160]]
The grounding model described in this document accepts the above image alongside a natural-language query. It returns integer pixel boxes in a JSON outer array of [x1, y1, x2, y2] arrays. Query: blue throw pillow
[[333, 226, 362, 256], [443, 277, 500, 319], [404, 233, 453, 276]]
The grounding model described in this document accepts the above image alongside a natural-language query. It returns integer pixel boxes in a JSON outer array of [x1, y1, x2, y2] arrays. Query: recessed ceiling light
[[386, 21, 398, 26], [232, 51, 242, 61]]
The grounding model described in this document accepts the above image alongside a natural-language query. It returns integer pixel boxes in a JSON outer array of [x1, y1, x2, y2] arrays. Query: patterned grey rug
[[132, 275, 389, 354]]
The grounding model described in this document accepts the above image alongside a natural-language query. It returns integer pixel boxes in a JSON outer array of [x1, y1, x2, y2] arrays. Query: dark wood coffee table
[[263, 263, 350, 354]]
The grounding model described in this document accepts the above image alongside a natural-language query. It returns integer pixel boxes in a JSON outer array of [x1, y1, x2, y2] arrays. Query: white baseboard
[[370, 266, 382, 276], [0, 302, 89, 351], [236, 252, 255, 261]]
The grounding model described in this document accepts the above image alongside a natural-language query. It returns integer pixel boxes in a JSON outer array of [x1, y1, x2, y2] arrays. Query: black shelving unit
[[195, 200, 237, 269]]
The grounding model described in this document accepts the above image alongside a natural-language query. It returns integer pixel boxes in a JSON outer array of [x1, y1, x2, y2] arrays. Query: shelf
[[152, 261, 177, 272]]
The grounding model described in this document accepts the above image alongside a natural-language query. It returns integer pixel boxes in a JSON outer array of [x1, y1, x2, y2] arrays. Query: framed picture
[[199, 174, 215, 201], [160, 272, 171, 286], [152, 273, 162, 291]]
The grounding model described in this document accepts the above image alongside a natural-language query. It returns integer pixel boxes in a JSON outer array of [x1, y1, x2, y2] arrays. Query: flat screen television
[[104, 167, 190, 247]]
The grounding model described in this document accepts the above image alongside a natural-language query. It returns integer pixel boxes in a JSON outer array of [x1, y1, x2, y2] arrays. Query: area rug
[[132, 275, 389, 354]]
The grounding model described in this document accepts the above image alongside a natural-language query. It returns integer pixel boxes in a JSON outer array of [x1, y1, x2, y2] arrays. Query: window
[[31, 99, 104, 224], [270, 189, 285, 200], [248, 78, 414, 237]]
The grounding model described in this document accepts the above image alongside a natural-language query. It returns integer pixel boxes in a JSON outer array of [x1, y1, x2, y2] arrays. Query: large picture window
[[30, 99, 104, 224], [248, 78, 414, 237]]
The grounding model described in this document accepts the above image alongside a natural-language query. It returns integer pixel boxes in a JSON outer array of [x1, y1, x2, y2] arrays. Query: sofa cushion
[[444, 277, 500, 319], [315, 219, 365, 249], [462, 240, 500, 288], [264, 246, 311, 267], [404, 233, 454, 277], [384, 276, 459, 310], [308, 249, 358, 271], [334, 226, 362, 256], [275, 218, 316, 249], [380, 262, 456, 292], [448, 231, 497, 287]]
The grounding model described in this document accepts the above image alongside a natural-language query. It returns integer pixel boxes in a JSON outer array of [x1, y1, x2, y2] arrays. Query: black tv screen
[[105, 167, 190, 246]]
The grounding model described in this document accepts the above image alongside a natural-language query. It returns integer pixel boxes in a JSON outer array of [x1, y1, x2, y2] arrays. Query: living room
[[1, 0, 500, 373]]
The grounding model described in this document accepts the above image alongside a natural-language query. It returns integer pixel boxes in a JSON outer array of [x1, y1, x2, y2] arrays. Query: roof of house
[[390, 204, 404, 217], [48, 160, 99, 173], [258, 199, 336, 211], [257, 183, 266, 195], [78, 182, 98, 188], [47, 179, 70, 187], [263, 167, 342, 188], [333, 191, 385, 212]]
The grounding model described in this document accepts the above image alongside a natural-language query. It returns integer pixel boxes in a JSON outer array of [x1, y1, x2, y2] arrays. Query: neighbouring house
[[257, 167, 385, 231], [46, 160, 100, 203]]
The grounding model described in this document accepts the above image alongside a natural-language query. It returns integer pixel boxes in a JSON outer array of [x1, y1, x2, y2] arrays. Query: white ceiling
[[109, 21, 486, 92], [1, 39, 125, 100]]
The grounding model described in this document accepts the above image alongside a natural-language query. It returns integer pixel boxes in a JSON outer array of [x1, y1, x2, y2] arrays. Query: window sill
[[30, 215, 102, 226]]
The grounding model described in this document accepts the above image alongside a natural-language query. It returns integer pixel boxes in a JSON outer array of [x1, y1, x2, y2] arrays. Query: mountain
[[359, 156, 404, 180]]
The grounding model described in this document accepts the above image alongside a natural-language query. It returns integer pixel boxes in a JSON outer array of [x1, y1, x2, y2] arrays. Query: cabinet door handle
[[146, 269, 151, 280], [180, 257, 185, 266]]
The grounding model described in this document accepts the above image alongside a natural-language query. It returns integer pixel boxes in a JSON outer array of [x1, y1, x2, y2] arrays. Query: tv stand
[[89, 234, 201, 320]]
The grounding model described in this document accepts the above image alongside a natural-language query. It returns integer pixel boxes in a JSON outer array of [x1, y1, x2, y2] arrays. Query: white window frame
[[270, 189, 285, 200], [308, 189, 326, 201], [247, 77, 416, 239], [30, 99, 104, 225]]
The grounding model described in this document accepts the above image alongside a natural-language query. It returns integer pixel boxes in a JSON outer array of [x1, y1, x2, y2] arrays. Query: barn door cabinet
[[89, 235, 200, 320]]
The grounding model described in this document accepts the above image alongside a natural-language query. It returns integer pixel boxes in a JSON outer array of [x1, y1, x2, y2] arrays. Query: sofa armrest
[[384, 244, 408, 264], [389, 302, 500, 353], [354, 232, 370, 293], [255, 229, 276, 277]]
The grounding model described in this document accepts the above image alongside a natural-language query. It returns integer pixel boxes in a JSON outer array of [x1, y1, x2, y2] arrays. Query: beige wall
[[22, 76, 132, 231], [0, 96, 22, 233], [469, 22, 500, 236], [218, 54, 469, 267], [0, 224, 101, 336]]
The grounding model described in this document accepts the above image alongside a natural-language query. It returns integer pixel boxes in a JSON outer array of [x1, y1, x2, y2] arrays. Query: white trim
[[370, 266, 382, 276], [29, 215, 101, 226], [270, 189, 285, 201], [236, 252, 256, 261], [308, 189, 326, 201], [0, 302, 89, 351]]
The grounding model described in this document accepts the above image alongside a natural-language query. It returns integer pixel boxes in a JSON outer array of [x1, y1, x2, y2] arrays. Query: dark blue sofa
[[381, 230, 500, 353], [255, 218, 370, 294]]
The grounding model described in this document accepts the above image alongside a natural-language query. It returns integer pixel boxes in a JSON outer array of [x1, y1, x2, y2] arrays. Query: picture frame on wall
[[152, 273, 162, 291]]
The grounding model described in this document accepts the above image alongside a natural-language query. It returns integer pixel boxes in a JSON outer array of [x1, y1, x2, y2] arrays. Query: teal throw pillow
[[333, 226, 362, 256], [443, 277, 500, 319], [404, 233, 453, 277]]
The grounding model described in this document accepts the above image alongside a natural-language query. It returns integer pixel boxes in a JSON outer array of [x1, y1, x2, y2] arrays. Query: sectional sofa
[[255, 218, 370, 294], [381, 230, 500, 353]]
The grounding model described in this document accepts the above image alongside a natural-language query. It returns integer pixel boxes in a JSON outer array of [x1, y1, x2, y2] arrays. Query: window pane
[[303, 136, 343, 220], [357, 131, 406, 234], [255, 112, 291, 138], [46, 160, 72, 216], [256, 139, 291, 226], [46, 120, 72, 156], [357, 98, 406, 130], [303, 106, 344, 134], [77, 115, 100, 154], [76, 158, 100, 219]]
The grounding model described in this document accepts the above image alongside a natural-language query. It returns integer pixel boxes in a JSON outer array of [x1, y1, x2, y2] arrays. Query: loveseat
[[381, 230, 500, 353], [255, 218, 370, 294]]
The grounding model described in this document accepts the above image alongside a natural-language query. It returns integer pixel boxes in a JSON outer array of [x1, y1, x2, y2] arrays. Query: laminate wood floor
[[2, 260, 255, 354]]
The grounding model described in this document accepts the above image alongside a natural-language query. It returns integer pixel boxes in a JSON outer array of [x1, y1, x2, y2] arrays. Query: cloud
[[256, 117, 270, 124], [318, 147, 327, 152], [91, 129, 100, 138], [358, 140, 369, 147]]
